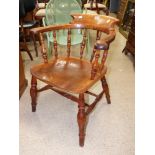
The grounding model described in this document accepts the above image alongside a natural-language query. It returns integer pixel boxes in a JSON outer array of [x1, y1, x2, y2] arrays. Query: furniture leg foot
[[30, 76, 37, 112], [77, 93, 86, 147], [101, 76, 111, 104]]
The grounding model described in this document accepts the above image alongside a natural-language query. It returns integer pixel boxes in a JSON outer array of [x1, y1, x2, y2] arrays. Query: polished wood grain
[[77, 93, 86, 147], [30, 14, 118, 146]]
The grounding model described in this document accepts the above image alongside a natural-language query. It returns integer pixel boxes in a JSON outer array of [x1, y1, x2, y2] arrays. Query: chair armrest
[[95, 29, 116, 50]]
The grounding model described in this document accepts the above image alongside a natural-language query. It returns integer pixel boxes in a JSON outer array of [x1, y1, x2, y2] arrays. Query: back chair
[[19, 0, 38, 60], [84, 0, 109, 15], [34, 0, 49, 23], [30, 14, 118, 147], [19, 0, 33, 60]]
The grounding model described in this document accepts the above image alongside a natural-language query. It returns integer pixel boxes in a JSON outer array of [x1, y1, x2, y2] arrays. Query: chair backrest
[[31, 14, 118, 79], [85, 0, 108, 15]]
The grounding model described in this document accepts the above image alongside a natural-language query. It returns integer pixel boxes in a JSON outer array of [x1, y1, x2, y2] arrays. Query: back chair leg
[[77, 93, 86, 147], [21, 35, 33, 61], [22, 42, 33, 61], [32, 34, 38, 57], [101, 76, 111, 104], [30, 76, 37, 112]]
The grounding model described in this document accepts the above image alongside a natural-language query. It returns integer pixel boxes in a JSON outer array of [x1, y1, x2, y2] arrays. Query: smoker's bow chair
[[30, 14, 118, 147]]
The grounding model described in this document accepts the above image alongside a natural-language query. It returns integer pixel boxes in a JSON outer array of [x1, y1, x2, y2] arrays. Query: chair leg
[[21, 36, 33, 61], [101, 76, 111, 104], [23, 42, 33, 61], [77, 93, 86, 147], [32, 34, 38, 57], [30, 76, 37, 112]]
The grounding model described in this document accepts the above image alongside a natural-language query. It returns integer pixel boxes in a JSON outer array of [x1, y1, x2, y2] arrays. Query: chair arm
[[91, 29, 116, 80], [94, 29, 116, 50]]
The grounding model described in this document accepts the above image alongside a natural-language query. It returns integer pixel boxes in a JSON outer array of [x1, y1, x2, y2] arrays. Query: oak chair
[[30, 14, 118, 147]]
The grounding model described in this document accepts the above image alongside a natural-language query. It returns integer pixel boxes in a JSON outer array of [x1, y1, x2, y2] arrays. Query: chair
[[84, 0, 109, 15], [30, 14, 118, 146], [19, 24, 34, 60], [45, 0, 84, 56], [36, 0, 47, 9], [19, 18, 39, 57], [19, 0, 36, 60], [34, 0, 50, 22]]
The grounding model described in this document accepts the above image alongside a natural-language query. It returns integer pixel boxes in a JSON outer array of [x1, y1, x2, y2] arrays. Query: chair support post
[[101, 76, 111, 104], [77, 93, 86, 147], [30, 76, 37, 112]]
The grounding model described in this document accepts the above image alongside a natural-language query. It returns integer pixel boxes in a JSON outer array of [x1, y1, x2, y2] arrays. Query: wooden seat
[[30, 14, 118, 147], [31, 57, 107, 93]]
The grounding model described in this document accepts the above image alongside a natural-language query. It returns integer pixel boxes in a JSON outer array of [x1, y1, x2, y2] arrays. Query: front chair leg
[[30, 76, 37, 112], [101, 76, 111, 104], [77, 93, 86, 147]]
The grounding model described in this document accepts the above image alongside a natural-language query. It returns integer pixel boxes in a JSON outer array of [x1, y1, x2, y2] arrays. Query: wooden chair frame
[[30, 14, 118, 147]]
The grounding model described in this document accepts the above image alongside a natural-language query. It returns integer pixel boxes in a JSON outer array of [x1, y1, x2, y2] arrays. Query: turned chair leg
[[21, 41, 33, 61], [30, 76, 37, 112], [32, 34, 38, 57], [101, 76, 111, 104], [21, 35, 33, 61], [77, 93, 86, 147]]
